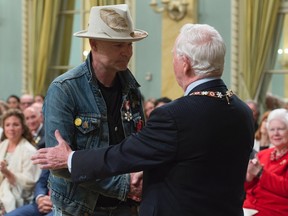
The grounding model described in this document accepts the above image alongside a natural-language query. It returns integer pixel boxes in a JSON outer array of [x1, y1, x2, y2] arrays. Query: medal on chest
[[123, 100, 132, 121]]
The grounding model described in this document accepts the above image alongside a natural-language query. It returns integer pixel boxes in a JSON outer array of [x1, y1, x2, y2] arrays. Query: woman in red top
[[243, 108, 288, 216]]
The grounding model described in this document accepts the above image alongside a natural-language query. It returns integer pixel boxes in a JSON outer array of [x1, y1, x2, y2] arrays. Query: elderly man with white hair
[[23, 105, 45, 149]]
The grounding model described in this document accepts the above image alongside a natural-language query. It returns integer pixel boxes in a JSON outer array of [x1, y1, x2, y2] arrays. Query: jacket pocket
[[74, 113, 101, 149], [74, 114, 100, 133]]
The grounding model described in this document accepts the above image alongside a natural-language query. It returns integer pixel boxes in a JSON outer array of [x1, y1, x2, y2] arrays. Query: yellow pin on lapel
[[74, 118, 82, 126]]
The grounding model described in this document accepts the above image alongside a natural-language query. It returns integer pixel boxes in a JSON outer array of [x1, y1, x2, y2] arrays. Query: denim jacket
[[43, 53, 145, 215]]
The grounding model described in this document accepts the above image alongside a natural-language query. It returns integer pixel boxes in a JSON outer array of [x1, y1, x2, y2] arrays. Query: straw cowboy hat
[[74, 4, 148, 42]]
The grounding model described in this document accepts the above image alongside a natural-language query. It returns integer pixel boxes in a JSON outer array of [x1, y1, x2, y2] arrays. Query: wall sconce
[[150, 0, 189, 21]]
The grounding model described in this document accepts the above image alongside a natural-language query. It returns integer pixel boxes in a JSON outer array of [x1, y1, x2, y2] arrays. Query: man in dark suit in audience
[[32, 24, 254, 216], [5, 169, 52, 216], [23, 105, 45, 149]]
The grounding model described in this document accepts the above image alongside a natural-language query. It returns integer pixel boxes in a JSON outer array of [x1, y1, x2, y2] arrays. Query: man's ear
[[89, 39, 97, 51], [182, 56, 191, 75]]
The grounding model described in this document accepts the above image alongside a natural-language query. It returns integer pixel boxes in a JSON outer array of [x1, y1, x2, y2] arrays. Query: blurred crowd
[[0, 94, 52, 216]]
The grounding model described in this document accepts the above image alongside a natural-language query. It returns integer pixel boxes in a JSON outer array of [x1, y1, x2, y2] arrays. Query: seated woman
[[243, 108, 288, 216], [253, 111, 271, 152], [0, 109, 41, 215]]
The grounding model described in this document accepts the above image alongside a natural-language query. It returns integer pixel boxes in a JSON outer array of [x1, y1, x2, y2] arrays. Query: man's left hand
[[31, 130, 72, 170]]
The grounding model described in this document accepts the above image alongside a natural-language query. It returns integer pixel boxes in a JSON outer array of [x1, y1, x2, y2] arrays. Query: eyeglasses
[[21, 102, 33, 105]]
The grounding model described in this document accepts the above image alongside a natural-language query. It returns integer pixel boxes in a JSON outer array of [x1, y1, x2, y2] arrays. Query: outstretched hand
[[31, 130, 72, 170]]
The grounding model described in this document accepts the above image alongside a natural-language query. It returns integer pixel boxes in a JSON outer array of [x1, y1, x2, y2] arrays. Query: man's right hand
[[128, 171, 143, 202], [37, 195, 53, 213], [246, 158, 263, 182], [31, 130, 72, 170]]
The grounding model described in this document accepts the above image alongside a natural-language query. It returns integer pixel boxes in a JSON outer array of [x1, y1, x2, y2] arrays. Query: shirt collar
[[34, 123, 43, 137], [184, 77, 220, 96]]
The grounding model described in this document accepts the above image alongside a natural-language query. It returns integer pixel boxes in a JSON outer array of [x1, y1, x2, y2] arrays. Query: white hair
[[175, 24, 226, 77], [266, 108, 288, 129]]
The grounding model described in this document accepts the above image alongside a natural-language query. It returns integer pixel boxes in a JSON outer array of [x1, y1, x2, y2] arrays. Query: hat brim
[[73, 29, 148, 42]]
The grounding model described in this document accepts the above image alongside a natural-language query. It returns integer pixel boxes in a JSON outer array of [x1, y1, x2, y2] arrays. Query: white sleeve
[[68, 151, 75, 173]]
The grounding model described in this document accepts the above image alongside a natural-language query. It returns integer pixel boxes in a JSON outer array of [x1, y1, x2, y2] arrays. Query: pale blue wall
[[198, 0, 231, 87], [135, 1, 162, 100], [69, 0, 82, 68], [0, 1, 22, 101]]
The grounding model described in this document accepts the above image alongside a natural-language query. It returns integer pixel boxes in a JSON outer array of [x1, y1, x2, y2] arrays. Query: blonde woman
[[0, 109, 40, 214]]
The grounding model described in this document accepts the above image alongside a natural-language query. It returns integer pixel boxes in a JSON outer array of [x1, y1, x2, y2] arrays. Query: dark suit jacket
[[34, 169, 50, 199], [72, 79, 254, 216]]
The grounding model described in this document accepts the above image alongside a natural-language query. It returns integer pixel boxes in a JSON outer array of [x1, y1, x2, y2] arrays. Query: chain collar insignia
[[189, 90, 234, 104]]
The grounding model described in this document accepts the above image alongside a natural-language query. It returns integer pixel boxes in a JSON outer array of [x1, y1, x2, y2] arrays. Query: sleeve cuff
[[35, 194, 45, 203], [68, 151, 75, 173]]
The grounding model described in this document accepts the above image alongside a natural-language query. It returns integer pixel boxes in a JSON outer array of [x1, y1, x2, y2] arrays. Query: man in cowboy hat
[[40, 4, 147, 216], [33, 24, 254, 215]]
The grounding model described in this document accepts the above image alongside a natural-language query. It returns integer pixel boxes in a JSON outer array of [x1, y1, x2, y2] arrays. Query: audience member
[[144, 98, 155, 119], [283, 100, 288, 110], [0, 101, 9, 114], [154, 96, 172, 108], [5, 169, 52, 216], [33, 4, 148, 216], [244, 108, 288, 215], [0, 109, 40, 214], [31, 102, 44, 123], [253, 111, 271, 152], [5, 104, 48, 215], [265, 93, 283, 110], [246, 100, 260, 132], [6, 95, 20, 110], [0, 101, 9, 138], [23, 106, 45, 149], [19, 94, 34, 111], [33, 23, 254, 216], [34, 94, 45, 104]]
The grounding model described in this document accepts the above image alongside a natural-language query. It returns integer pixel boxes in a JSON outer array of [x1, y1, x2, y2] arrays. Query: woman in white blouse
[[0, 109, 40, 214]]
